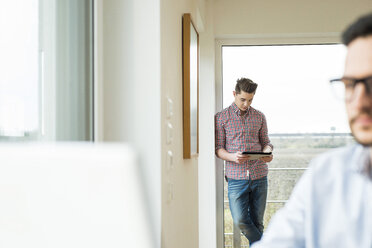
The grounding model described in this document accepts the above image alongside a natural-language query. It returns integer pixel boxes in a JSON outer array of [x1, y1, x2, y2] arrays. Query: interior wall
[[160, 0, 199, 247], [97, 0, 217, 247], [98, 0, 161, 247], [198, 1, 218, 247], [213, 0, 372, 38], [160, 0, 216, 248]]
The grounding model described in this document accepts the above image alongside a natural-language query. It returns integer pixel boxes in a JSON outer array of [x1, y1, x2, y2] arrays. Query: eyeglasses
[[329, 75, 372, 101]]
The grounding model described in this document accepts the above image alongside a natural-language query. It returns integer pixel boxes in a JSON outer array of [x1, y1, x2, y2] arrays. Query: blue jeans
[[228, 176, 268, 245]]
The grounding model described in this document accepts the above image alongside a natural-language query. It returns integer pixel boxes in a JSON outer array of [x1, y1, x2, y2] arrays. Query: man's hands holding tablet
[[233, 151, 273, 163], [233, 152, 252, 164], [242, 151, 272, 160], [242, 152, 273, 162], [260, 153, 273, 163]]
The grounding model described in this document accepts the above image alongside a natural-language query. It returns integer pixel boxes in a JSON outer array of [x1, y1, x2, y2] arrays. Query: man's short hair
[[342, 12, 372, 45], [235, 78, 258, 94]]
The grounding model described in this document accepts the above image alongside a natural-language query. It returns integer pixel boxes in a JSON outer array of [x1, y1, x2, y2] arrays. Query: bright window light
[[0, 0, 39, 137], [222, 44, 349, 134]]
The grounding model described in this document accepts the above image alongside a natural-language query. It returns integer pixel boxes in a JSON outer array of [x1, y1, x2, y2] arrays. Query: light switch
[[166, 97, 173, 119], [166, 122, 173, 145], [167, 150, 173, 170]]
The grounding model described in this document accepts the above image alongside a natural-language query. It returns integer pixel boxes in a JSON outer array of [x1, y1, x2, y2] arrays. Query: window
[[222, 44, 353, 247], [0, 0, 94, 141], [0, 1, 39, 140]]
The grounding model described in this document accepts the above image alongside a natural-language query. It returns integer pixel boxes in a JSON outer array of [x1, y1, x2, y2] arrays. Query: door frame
[[214, 32, 340, 248]]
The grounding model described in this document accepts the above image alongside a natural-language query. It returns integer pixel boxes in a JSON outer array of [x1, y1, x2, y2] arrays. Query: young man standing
[[215, 78, 273, 245], [253, 13, 372, 248]]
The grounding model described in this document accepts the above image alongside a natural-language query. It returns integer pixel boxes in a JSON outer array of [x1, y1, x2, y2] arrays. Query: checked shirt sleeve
[[259, 113, 273, 150], [215, 112, 226, 152]]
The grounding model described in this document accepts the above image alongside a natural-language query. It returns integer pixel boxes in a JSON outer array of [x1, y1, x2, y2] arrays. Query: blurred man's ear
[[233, 91, 236, 97]]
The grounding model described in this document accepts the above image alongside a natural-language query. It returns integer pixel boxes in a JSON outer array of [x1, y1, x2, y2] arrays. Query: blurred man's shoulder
[[310, 144, 364, 173]]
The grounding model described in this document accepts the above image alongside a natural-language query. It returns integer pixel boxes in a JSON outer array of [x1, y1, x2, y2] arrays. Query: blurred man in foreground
[[253, 13, 372, 248]]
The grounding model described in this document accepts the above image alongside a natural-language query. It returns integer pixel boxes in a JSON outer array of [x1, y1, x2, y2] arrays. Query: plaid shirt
[[215, 103, 273, 180]]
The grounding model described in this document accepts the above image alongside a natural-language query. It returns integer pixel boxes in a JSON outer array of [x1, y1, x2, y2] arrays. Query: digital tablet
[[242, 151, 272, 160]]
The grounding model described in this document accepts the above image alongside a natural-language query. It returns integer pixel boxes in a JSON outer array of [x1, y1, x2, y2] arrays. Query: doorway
[[219, 44, 352, 247]]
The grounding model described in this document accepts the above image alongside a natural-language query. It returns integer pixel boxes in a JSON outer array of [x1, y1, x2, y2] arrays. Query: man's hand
[[232, 151, 252, 164], [260, 145, 273, 163], [260, 155, 273, 163], [216, 148, 271, 164]]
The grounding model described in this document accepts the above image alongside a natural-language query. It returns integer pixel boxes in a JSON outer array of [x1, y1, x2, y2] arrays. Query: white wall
[[198, 2, 218, 248], [160, 0, 217, 248], [213, 0, 372, 38], [96, 0, 161, 247], [160, 0, 201, 247], [96, 0, 218, 248]]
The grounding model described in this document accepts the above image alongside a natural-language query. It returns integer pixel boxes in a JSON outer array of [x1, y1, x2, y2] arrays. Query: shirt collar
[[351, 144, 372, 180], [231, 102, 250, 116], [360, 146, 372, 180]]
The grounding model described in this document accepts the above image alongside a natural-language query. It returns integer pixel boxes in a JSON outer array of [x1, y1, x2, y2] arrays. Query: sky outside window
[[222, 44, 349, 134], [0, 0, 39, 136]]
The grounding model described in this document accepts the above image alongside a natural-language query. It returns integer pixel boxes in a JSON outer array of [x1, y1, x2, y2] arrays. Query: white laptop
[[0, 142, 154, 248]]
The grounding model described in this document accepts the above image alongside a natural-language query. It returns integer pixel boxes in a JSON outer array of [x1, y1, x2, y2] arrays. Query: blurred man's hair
[[235, 78, 257, 94], [342, 12, 372, 45]]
